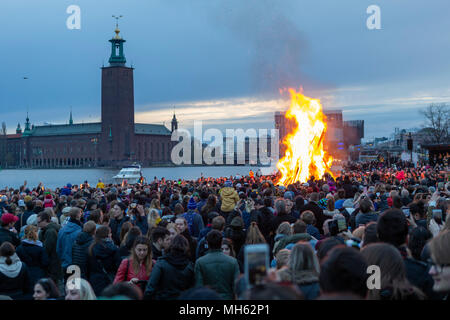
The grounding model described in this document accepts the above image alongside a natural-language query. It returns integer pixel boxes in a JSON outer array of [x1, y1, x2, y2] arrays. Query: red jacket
[[113, 258, 151, 283]]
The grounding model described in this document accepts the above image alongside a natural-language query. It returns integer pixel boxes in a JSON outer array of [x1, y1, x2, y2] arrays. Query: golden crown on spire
[[112, 15, 123, 39]]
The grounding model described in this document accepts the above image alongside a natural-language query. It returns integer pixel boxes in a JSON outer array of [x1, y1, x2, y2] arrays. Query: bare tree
[[419, 103, 450, 144]]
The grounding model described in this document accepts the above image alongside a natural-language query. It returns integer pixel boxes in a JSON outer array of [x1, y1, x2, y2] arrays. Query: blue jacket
[[198, 226, 212, 242], [182, 211, 204, 238], [306, 224, 321, 240], [196, 200, 207, 213], [355, 212, 379, 227], [60, 186, 72, 196], [56, 220, 82, 268]]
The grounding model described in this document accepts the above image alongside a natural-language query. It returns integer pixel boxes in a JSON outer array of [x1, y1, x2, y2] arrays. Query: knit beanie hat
[[187, 197, 197, 210]]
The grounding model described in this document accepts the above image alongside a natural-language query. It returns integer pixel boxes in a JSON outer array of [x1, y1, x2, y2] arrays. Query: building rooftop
[[27, 122, 171, 136], [135, 123, 171, 136], [30, 123, 102, 136], [6, 133, 22, 139]]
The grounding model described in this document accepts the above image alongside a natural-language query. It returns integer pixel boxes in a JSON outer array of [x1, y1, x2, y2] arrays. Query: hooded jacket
[[16, 239, 49, 286], [144, 252, 194, 300], [219, 187, 240, 213], [71, 231, 94, 279], [277, 268, 320, 300], [39, 222, 61, 281], [273, 233, 312, 256], [0, 254, 31, 299], [87, 239, 120, 295], [56, 220, 82, 268]]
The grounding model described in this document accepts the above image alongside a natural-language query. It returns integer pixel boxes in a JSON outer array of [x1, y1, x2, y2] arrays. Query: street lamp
[[407, 132, 413, 164], [91, 137, 98, 167]]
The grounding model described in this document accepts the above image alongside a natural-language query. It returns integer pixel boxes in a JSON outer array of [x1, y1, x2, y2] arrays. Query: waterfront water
[[0, 165, 277, 189]]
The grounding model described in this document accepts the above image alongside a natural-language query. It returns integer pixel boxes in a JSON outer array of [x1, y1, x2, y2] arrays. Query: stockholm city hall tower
[[100, 21, 135, 163]]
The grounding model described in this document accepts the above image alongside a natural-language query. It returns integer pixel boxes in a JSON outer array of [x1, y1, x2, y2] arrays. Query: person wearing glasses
[[428, 230, 450, 300]]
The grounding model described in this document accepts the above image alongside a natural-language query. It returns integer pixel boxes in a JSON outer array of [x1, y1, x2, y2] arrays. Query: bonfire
[[276, 88, 333, 186]]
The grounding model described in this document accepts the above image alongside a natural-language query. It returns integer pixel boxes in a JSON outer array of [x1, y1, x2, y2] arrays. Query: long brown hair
[[361, 243, 425, 300], [129, 236, 152, 276], [245, 222, 266, 244], [119, 222, 133, 244], [89, 225, 110, 256]]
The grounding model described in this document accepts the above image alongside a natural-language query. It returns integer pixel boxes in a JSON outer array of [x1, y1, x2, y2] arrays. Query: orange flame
[[276, 88, 333, 186]]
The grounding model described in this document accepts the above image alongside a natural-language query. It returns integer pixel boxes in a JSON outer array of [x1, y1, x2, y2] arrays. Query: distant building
[[1, 26, 176, 168]]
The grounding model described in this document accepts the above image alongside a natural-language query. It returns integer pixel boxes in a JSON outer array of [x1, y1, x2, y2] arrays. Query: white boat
[[112, 164, 144, 185]]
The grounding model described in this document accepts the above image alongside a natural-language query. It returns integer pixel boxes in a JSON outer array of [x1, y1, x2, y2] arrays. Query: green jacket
[[194, 249, 240, 299], [273, 233, 312, 256]]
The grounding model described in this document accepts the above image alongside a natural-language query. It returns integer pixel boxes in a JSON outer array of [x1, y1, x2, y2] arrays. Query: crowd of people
[[0, 162, 449, 300]]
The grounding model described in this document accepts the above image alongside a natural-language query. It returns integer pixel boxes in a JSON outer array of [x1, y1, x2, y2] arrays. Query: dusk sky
[[1, 0, 450, 139]]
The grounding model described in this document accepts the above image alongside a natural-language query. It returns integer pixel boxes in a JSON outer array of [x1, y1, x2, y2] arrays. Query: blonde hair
[[275, 249, 291, 269], [66, 278, 97, 300], [166, 222, 178, 234], [149, 199, 160, 210], [24, 225, 38, 242], [352, 226, 365, 240], [147, 209, 161, 228], [429, 230, 450, 265]]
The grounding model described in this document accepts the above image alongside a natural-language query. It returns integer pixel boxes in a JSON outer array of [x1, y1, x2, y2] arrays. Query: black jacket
[[0, 257, 32, 300], [14, 210, 34, 232], [15, 240, 49, 286], [272, 214, 297, 231], [39, 222, 61, 282], [151, 244, 163, 261], [223, 227, 246, 257], [404, 257, 442, 300], [0, 228, 21, 248], [255, 207, 276, 244], [144, 252, 195, 300], [181, 229, 197, 263], [87, 239, 120, 296], [71, 232, 94, 279], [109, 216, 130, 246]]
